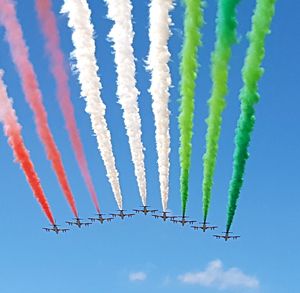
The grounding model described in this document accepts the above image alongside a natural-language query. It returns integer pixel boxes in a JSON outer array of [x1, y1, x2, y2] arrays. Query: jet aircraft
[[171, 215, 196, 226], [152, 211, 177, 222], [213, 231, 240, 241], [133, 206, 158, 215], [66, 217, 92, 228], [88, 213, 114, 224], [191, 221, 218, 232], [43, 224, 69, 234], [110, 210, 135, 220]]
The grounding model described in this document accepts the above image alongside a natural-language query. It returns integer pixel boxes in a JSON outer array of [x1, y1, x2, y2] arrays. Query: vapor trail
[[0, 70, 55, 225], [104, 0, 147, 206], [35, 0, 100, 213], [179, 0, 204, 216], [202, 0, 240, 222], [61, 0, 123, 209], [147, 0, 173, 211], [226, 0, 276, 232], [0, 0, 78, 217]]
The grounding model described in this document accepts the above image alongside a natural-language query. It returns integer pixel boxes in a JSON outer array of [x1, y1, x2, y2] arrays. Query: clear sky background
[[0, 0, 299, 292]]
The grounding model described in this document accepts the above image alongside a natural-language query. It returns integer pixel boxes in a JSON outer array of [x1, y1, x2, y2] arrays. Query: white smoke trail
[[61, 0, 123, 209], [147, 0, 173, 212], [104, 0, 147, 206]]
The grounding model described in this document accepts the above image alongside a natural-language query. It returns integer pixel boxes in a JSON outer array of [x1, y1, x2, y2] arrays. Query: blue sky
[[0, 0, 299, 292]]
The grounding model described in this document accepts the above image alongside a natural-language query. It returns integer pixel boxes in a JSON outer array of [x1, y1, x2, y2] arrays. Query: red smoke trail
[[0, 70, 55, 225], [0, 0, 78, 218], [35, 0, 100, 213]]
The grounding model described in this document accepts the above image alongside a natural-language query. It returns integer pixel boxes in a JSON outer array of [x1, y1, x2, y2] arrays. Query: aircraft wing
[[43, 228, 51, 232], [66, 221, 76, 226]]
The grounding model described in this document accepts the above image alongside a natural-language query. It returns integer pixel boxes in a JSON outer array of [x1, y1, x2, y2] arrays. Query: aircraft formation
[[0, 0, 276, 241], [43, 206, 240, 241]]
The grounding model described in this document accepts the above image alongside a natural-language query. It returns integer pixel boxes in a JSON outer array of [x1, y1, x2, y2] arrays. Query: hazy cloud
[[162, 275, 171, 286], [129, 272, 147, 282], [178, 260, 259, 290]]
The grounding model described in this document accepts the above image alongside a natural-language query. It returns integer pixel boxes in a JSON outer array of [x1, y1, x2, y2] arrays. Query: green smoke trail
[[179, 0, 204, 216], [226, 0, 276, 232], [202, 0, 240, 222]]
